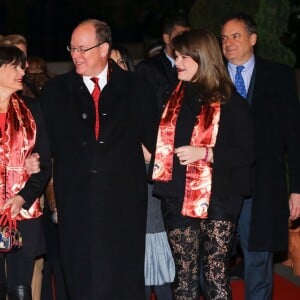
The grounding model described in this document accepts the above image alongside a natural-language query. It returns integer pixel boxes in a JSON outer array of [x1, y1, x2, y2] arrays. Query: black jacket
[[246, 57, 300, 251], [153, 83, 255, 218]]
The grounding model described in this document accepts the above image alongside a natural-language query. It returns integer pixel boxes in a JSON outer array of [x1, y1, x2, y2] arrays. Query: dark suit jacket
[[246, 57, 300, 251], [135, 50, 178, 114], [39, 61, 158, 300]]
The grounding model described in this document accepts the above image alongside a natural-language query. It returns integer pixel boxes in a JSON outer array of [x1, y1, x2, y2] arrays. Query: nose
[[19, 68, 26, 76], [70, 49, 79, 59]]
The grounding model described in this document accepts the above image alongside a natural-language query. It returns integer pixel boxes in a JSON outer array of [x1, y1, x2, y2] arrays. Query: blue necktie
[[235, 66, 247, 98]]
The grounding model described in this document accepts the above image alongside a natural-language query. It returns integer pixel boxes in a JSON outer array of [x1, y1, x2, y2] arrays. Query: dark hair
[[80, 19, 112, 47], [172, 29, 234, 103], [162, 14, 190, 35], [0, 45, 26, 69], [221, 13, 257, 35], [110, 45, 134, 72]]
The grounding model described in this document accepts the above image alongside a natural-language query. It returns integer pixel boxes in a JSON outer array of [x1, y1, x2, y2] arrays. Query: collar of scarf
[[0, 93, 42, 220], [152, 81, 221, 218]]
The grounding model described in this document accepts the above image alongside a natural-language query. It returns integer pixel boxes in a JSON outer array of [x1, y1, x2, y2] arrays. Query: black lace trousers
[[161, 197, 236, 300]]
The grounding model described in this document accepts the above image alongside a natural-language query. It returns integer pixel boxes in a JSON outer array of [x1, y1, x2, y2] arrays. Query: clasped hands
[[1, 153, 40, 218]]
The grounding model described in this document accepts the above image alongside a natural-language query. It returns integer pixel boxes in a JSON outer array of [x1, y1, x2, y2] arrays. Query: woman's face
[[0, 63, 25, 93], [175, 50, 198, 82], [110, 49, 128, 71]]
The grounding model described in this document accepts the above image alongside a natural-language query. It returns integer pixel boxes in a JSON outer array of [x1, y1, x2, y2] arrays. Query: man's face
[[70, 23, 108, 76], [221, 19, 257, 65], [164, 25, 190, 57]]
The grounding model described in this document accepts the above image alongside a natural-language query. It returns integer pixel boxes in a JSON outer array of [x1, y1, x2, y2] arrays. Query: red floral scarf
[[152, 81, 221, 218], [0, 93, 42, 220]]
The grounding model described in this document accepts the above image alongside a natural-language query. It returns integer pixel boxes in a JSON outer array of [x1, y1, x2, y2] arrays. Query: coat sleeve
[[282, 67, 300, 193], [18, 99, 51, 206], [133, 74, 159, 154], [213, 94, 255, 170]]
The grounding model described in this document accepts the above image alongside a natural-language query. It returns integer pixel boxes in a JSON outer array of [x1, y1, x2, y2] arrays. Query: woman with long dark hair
[[152, 29, 254, 300]]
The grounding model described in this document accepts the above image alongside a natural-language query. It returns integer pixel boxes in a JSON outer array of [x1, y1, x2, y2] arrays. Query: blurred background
[[0, 0, 299, 69]]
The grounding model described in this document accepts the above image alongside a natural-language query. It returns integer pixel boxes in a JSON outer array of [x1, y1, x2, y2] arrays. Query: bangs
[[0, 45, 26, 69]]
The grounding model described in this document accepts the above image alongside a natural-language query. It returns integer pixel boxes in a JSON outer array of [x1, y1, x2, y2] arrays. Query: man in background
[[221, 13, 300, 300], [136, 14, 190, 113]]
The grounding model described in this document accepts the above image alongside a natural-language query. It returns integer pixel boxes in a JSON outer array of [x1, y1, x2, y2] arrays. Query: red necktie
[[91, 77, 101, 139]]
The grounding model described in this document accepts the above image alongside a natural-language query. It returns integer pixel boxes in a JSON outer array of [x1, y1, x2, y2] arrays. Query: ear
[[100, 43, 110, 57], [163, 33, 170, 45], [250, 33, 257, 47]]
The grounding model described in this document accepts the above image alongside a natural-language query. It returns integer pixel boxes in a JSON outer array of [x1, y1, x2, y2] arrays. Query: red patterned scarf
[[152, 82, 221, 218], [0, 93, 42, 220]]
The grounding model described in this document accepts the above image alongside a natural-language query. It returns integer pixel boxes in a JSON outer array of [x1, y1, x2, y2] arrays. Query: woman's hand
[[175, 146, 206, 165], [1, 195, 25, 218], [25, 153, 40, 175]]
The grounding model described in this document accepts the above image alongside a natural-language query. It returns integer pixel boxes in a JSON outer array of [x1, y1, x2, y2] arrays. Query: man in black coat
[[135, 14, 190, 114], [221, 13, 300, 300], [39, 19, 158, 300]]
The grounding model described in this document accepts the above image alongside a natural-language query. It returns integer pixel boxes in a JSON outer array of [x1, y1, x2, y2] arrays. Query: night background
[[0, 0, 299, 65]]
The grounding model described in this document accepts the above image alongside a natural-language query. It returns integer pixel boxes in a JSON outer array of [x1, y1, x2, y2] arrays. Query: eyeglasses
[[66, 42, 103, 54]]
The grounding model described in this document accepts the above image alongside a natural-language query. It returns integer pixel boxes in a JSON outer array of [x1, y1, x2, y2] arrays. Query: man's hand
[[289, 193, 300, 221]]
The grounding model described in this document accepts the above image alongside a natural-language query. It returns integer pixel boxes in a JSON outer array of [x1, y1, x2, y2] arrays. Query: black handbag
[[0, 208, 23, 252]]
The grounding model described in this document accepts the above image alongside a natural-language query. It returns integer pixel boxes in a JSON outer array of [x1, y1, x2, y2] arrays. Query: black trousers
[[0, 252, 34, 290]]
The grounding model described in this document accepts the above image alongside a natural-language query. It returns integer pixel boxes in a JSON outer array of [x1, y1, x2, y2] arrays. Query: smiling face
[[0, 63, 25, 94], [70, 22, 109, 76], [175, 50, 198, 82], [221, 19, 257, 65]]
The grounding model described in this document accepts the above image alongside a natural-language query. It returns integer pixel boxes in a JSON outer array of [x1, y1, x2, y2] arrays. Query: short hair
[[0, 34, 27, 47], [162, 14, 190, 35], [80, 19, 112, 47], [221, 13, 257, 35], [0, 45, 27, 69], [172, 29, 234, 103]]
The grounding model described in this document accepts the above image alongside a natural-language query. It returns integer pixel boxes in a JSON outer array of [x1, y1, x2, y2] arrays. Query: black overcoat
[[247, 57, 300, 251], [39, 62, 158, 300]]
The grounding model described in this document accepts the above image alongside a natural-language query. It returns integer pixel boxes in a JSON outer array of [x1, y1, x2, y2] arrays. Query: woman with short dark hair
[[0, 45, 50, 300]]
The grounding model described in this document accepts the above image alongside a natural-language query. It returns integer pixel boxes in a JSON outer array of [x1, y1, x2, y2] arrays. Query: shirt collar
[[228, 55, 255, 75], [164, 49, 175, 68], [83, 63, 108, 94]]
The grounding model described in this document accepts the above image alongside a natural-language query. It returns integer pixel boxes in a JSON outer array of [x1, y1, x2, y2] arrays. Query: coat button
[[82, 113, 88, 119], [89, 169, 98, 174], [102, 112, 107, 116], [82, 141, 87, 147], [99, 140, 104, 144]]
